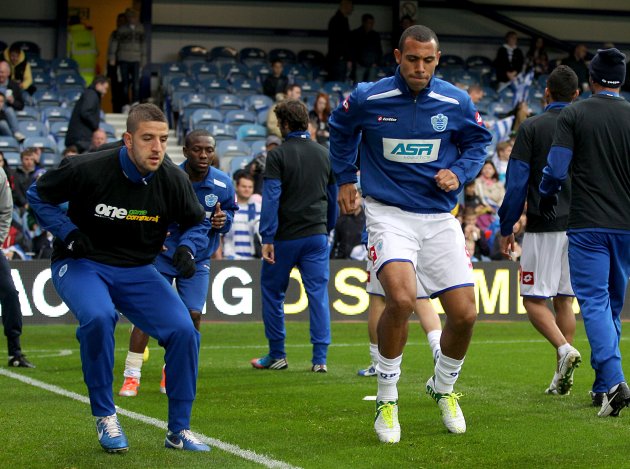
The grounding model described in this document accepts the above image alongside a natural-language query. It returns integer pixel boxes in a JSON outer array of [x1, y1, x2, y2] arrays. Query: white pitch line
[[0, 368, 301, 469]]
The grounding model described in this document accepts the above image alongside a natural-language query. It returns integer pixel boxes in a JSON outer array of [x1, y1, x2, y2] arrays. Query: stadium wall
[[5, 260, 630, 325]]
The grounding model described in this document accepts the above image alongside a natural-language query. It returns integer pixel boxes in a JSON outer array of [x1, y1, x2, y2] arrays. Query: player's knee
[[385, 292, 415, 316], [189, 310, 202, 331]]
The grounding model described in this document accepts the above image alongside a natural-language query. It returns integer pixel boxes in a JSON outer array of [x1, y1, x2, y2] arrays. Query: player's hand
[[262, 243, 275, 264], [434, 169, 460, 192], [211, 202, 226, 229], [538, 194, 558, 221], [64, 229, 94, 259], [499, 234, 516, 261], [172, 246, 196, 278], [338, 183, 358, 215]]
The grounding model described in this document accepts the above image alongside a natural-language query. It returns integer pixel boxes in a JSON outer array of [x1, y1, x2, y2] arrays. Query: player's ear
[[123, 131, 132, 149]]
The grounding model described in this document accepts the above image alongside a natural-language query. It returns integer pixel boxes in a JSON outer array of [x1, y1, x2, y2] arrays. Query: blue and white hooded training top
[[329, 67, 492, 213]]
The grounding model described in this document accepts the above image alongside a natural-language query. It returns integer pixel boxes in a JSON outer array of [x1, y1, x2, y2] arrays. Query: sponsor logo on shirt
[[377, 116, 398, 123], [94, 203, 160, 222], [521, 270, 534, 285], [382, 138, 441, 163], [342, 97, 350, 112], [475, 111, 484, 126]]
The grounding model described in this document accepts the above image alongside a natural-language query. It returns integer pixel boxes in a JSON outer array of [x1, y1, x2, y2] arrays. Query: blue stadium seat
[[13, 40, 41, 58], [18, 121, 47, 138], [27, 56, 50, 73], [298, 80, 322, 100], [0, 136, 20, 166], [228, 155, 252, 176], [51, 57, 79, 72], [161, 62, 188, 77], [41, 106, 71, 126], [211, 94, 244, 111], [220, 63, 250, 83], [439, 54, 465, 67], [179, 92, 212, 110], [16, 106, 40, 123], [178, 45, 208, 64], [60, 89, 83, 106], [32, 89, 62, 109], [190, 62, 220, 81], [236, 124, 266, 142], [250, 63, 272, 82], [323, 81, 352, 100], [243, 94, 273, 113], [297, 49, 326, 71], [56, 71, 86, 90], [31, 70, 54, 91], [168, 76, 198, 95], [207, 123, 237, 141], [269, 48, 296, 64], [190, 109, 223, 130], [100, 122, 117, 139], [231, 78, 262, 97], [216, 139, 251, 159], [208, 46, 238, 65], [257, 109, 269, 125], [225, 109, 257, 126], [239, 47, 267, 67], [249, 139, 266, 155], [23, 135, 57, 158], [285, 64, 310, 82], [489, 101, 513, 117], [199, 78, 230, 96], [466, 55, 493, 74], [50, 121, 69, 142]]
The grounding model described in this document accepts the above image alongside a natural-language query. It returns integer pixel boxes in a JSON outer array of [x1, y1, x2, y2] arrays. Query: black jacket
[[65, 84, 102, 151]]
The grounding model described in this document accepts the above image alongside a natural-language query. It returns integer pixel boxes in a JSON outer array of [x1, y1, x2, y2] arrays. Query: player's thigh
[[175, 263, 210, 312], [418, 216, 473, 296], [521, 232, 570, 297]]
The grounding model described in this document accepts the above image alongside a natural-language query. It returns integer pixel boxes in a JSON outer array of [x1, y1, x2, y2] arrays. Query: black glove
[[172, 246, 196, 279], [64, 230, 94, 259], [538, 194, 558, 221]]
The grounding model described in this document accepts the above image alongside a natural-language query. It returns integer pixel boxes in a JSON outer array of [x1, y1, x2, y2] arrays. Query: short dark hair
[[21, 148, 37, 159], [274, 99, 309, 132], [362, 13, 374, 23], [285, 83, 301, 95], [91, 75, 109, 87], [184, 129, 214, 148], [126, 103, 168, 133], [505, 31, 518, 40], [8, 43, 22, 54], [547, 65, 579, 102], [398, 25, 439, 52], [234, 171, 254, 185]]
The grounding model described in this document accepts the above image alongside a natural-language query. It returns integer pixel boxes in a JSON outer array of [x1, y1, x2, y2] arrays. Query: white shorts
[[520, 232, 574, 298], [366, 262, 429, 298], [364, 197, 474, 298]]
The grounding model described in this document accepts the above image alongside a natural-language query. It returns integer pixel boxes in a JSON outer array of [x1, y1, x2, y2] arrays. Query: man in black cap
[[539, 48, 630, 417]]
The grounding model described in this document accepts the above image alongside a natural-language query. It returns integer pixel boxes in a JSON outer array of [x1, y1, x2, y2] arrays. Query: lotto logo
[[475, 111, 484, 126], [369, 245, 377, 261], [521, 271, 534, 285]]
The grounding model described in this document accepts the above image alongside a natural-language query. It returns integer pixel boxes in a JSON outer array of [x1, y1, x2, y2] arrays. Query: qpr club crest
[[204, 194, 218, 208], [431, 113, 448, 132]]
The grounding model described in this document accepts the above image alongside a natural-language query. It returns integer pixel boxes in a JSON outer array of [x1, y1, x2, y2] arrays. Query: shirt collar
[[286, 131, 310, 140], [119, 146, 155, 185], [544, 101, 570, 111], [394, 66, 433, 97], [597, 90, 620, 97]]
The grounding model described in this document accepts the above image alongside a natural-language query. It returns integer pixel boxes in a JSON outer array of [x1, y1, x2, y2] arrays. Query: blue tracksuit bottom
[[52, 259, 200, 432], [568, 231, 630, 392], [261, 234, 331, 364]]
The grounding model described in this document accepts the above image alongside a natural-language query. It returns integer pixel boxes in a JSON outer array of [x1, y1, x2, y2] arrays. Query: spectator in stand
[[492, 140, 513, 183], [308, 92, 331, 147], [67, 15, 98, 86], [327, 0, 353, 82], [474, 160, 505, 214], [12, 148, 37, 212], [88, 128, 108, 152], [351, 13, 383, 83], [65, 75, 109, 153], [267, 84, 301, 138], [461, 207, 490, 262], [62, 145, 80, 159], [222, 172, 261, 259], [0, 151, 15, 186], [0, 92, 14, 138], [0, 61, 26, 142], [562, 44, 590, 93], [263, 60, 289, 100], [109, 8, 145, 109], [391, 15, 415, 58], [244, 135, 281, 195], [107, 12, 127, 113], [491, 213, 525, 260], [467, 84, 484, 104], [494, 31, 525, 85], [3, 43, 34, 95], [526, 37, 550, 77]]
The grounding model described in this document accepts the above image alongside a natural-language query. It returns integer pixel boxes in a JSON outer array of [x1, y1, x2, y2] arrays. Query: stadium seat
[[466, 55, 493, 74], [23, 135, 57, 158], [0, 136, 20, 165], [32, 89, 62, 109], [179, 92, 212, 111], [190, 62, 220, 82], [12, 40, 41, 58], [51, 57, 79, 73], [298, 80, 323, 100], [27, 56, 50, 73], [161, 62, 188, 77], [16, 106, 40, 123], [50, 121, 69, 142], [168, 76, 198, 95], [249, 139, 266, 155], [285, 64, 311, 82], [269, 48, 296, 64], [208, 46, 238, 65], [489, 101, 513, 117], [207, 123, 237, 141], [239, 47, 267, 67], [439, 54, 465, 67], [250, 63, 272, 82], [225, 109, 257, 126], [178, 45, 208, 64], [56, 71, 86, 90], [31, 70, 54, 92], [220, 63, 250, 83], [199, 78, 230, 96], [18, 121, 47, 138], [228, 155, 252, 176], [216, 139, 251, 159], [323, 81, 352, 99], [243, 94, 273, 113], [297, 49, 326, 71], [100, 122, 117, 140], [60, 89, 83, 106], [41, 106, 71, 126], [231, 78, 262, 97], [256, 109, 269, 125], [212, 94, 244, 111], [190, 109, 223, 130], [236, 124, 266, 142]]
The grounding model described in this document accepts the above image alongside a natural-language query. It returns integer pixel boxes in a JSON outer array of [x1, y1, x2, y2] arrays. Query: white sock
[[376, 352, 402, 402], [434, 353, 464, 394], [123, 351, 144, 379], [427, 330, 442, 361], [557, 343, 572, 357], [369, 343, 379, 367]]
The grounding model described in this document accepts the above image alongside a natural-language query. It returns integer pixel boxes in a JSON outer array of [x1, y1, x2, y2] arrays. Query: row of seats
[[178, 46, 328, 70]]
